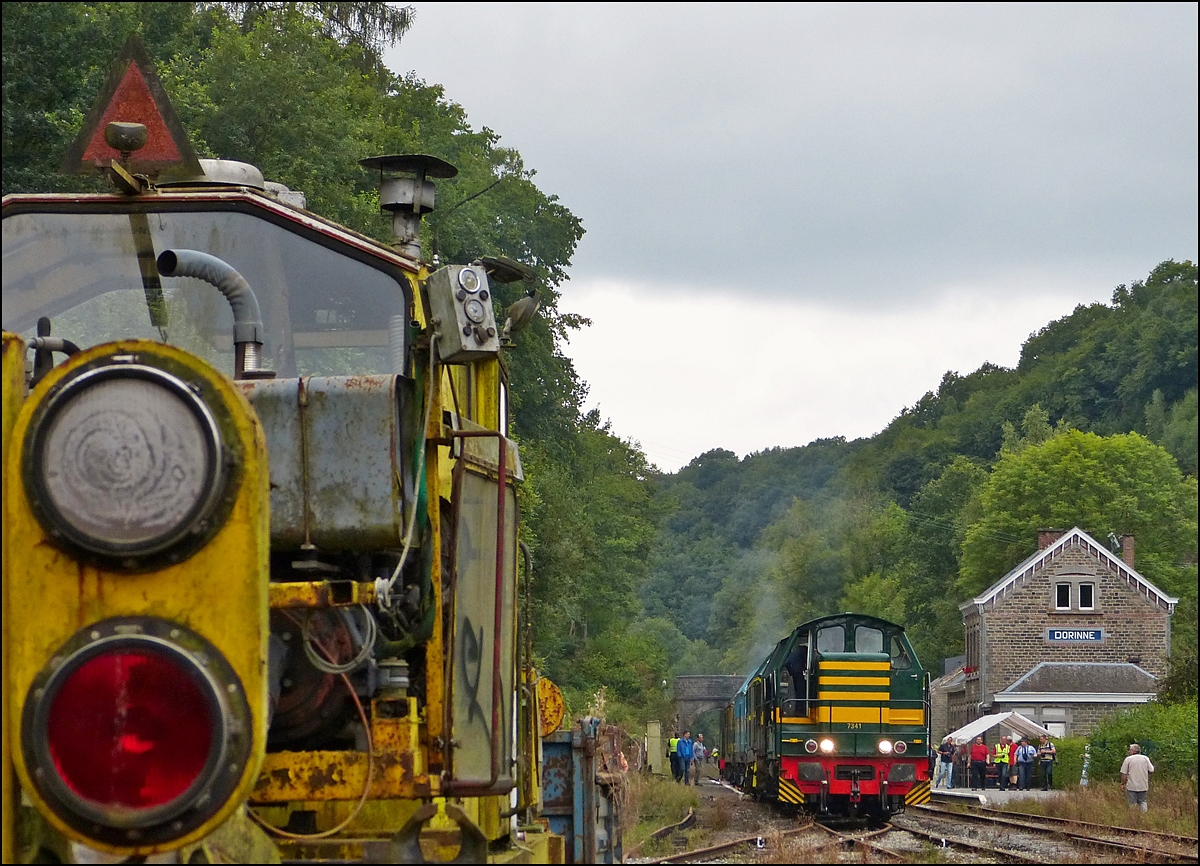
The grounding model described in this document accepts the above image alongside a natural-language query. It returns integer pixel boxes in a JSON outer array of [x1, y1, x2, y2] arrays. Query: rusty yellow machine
[[2, 36, 623, 864]]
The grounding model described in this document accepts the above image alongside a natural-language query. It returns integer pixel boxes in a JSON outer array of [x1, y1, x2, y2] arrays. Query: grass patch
[[998, 780, 1198, 837], [622, 772, 699, 855]]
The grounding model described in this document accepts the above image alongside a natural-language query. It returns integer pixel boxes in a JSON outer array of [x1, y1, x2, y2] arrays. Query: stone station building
[[937, 527, 1176, 739]]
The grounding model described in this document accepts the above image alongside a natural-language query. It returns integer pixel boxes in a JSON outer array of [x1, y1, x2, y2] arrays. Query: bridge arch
[[672, 675, 744, 732]]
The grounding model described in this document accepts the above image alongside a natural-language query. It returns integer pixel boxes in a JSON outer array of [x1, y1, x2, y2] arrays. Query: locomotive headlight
[[893, 740, 907, 754], [458, 267, 482, 292], [878, 739, 893, 755], [21, 617, 253, 847], [819, 738, 836, 754], [24, 363, 227, 568], [804, 739, 819, 754]]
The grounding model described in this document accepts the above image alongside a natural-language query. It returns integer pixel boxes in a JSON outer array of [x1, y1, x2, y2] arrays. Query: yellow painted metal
[[268, 580, 377, 608], [820, 676, 890, 686], [4, 340, 270, 856], [817, 660, 891, 671], [537, 677, 566, 737], [888, 710, 925, 725], [904, 780, 932, 805], [252, 699, 432, 802], [2, 332, 26, 865], [474, 357, 501, 430], [816, 691, 891, 701], [817, 706, 888, 724]]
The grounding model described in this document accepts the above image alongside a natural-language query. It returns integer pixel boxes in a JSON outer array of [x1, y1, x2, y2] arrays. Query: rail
[[914, 802, 1200, 863]]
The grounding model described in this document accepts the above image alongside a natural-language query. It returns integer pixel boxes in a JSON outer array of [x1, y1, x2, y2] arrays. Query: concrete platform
[[932, 786, 1066, 806]]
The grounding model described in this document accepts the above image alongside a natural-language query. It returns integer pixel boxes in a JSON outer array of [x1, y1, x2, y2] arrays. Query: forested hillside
[[4, 2, 1195, 732], [643, 260, 1198, 715]]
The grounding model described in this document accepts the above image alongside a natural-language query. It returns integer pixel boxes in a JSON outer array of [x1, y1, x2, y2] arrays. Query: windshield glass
[[3, 208, 409, 378]]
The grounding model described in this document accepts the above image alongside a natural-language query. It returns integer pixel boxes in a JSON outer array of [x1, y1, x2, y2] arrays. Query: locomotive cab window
[[854, 626, 883, 654], [816, 625, 844, 654], [1055, 583, 1071, 610], [2, 207, 412, 379], [889, 636, 911, 670]]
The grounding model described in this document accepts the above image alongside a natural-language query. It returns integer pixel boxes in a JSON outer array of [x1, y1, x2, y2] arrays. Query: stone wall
[[975, 540, 1170, 702]]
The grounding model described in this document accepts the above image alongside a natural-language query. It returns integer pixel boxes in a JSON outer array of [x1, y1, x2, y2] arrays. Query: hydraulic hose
[[157, 249, 265, 377]]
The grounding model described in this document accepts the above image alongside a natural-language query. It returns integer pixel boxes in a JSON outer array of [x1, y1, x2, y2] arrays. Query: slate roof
[[961, 527, 1178, 613], [998, 662, 1157, 695]]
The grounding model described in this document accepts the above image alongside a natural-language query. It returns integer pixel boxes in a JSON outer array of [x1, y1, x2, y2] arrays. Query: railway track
[[909, 802, 1199, 863], [954, 802, 1200, 855], [638, 782, 1199, 863], [642, 812, 1046, 863]]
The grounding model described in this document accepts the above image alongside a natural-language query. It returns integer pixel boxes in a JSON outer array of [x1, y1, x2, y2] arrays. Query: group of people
[[934, 733, 1057, 792], [934, 734, 1157, 810], [667, 730, 709, 784]]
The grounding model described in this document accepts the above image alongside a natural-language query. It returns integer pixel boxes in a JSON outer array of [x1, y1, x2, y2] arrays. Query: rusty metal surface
[[268, 580, 377, 608], [239, 375, 409, 551], [251, 748, 432, 802], [253, 698, 432, 802], [537, 678, 566, 737]]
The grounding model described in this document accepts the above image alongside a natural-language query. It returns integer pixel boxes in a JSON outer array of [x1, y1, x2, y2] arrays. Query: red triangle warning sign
[[62, 34, 201, 176]]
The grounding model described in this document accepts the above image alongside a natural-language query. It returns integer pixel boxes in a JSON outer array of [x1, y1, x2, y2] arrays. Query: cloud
[[563, 274, 1113, 471], [390, 4, 1197, 305]]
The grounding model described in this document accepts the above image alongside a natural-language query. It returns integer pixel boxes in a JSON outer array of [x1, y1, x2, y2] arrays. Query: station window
[[1055, 583, 1071, 610], [1079, 583, 1095, 610]]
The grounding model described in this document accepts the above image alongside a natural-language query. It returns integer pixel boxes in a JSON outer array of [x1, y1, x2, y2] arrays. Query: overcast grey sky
[[385, 3, 1198, 470]]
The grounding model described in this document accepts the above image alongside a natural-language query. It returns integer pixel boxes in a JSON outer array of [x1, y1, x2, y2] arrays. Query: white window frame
[[1054, 582, 1071, 610], [1078, 582, 1095, 611]]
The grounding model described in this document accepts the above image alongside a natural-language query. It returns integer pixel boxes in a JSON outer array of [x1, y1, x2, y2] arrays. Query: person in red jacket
[[969, 736, 990, 790]]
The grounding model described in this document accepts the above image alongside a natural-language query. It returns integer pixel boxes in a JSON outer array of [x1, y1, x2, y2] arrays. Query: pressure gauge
[[458, 268, 481, 293], [464, 297, 487, 324]]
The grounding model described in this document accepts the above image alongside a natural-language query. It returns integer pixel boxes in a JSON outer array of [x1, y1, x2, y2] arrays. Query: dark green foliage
[[1044, 737, 1086, 790], [1086, 701, 1199, 782], [4, 5, 1197, 727], [647, 262, 1197, 681]]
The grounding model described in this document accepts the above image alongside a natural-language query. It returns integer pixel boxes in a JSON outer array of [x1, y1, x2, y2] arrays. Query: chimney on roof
[[1037, 528, 1067, 550], [1121, 535, 1135, 569]]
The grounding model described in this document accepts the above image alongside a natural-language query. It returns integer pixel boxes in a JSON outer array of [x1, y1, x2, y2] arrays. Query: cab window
[[889, 635, 912, 670], [854, 626, 884, 654], [2, 208, 410, 379], [816, 625, 844, 653]]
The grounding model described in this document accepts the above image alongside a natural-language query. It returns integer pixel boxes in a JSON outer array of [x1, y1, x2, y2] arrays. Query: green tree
[[899, 456, 987, 668], [1161, 389, 1198, 477], [959, 430, 1197, 599], [840, 572, 906, 623]]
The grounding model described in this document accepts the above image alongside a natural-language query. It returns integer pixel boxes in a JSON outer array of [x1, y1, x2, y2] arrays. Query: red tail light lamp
[[21, 617, 252, 848]]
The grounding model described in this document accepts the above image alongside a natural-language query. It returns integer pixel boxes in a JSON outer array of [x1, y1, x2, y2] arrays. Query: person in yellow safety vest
[[668, 734, 681, 782], [993, 736, 1012, 791]]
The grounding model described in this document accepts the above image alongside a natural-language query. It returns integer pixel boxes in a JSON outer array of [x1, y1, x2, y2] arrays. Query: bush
[[1087, 700, 1199, 782], [1044, 736, 1086, 789]]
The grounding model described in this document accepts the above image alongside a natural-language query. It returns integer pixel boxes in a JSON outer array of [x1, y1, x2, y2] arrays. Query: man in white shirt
[[1119, 743, 1155, 811]]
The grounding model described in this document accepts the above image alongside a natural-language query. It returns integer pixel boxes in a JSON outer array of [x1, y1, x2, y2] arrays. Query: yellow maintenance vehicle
[[2, 35, 622, 864]]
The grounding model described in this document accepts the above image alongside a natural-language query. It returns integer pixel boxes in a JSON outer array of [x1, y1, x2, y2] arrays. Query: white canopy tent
[[943, 712, 1052, 744]]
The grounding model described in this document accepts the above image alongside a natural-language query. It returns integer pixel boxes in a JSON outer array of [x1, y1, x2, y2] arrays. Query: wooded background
[[4, 2, 1195, 733]]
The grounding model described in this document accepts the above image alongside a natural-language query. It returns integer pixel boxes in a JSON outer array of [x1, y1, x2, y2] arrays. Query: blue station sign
[[1047, 628, 1103, 642]]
